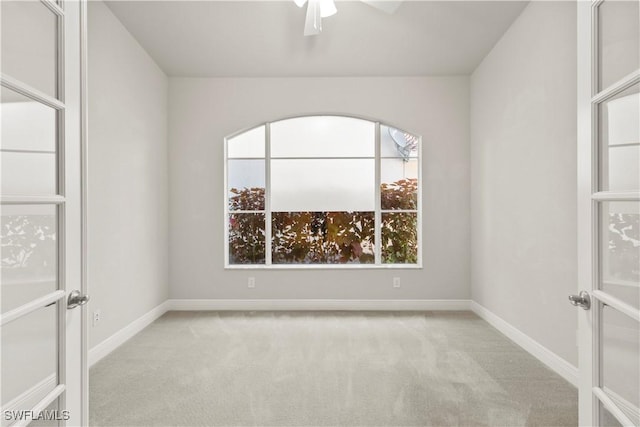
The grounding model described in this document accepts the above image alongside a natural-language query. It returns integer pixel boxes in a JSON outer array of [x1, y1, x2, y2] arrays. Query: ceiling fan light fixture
[[294, 0, 307, 8]]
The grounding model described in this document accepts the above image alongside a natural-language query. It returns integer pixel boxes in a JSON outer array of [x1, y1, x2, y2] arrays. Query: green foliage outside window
[[228, 178, 418, 264]]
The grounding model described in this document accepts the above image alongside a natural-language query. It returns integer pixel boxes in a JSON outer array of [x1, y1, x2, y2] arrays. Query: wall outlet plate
[[93, 309, 101, 327], [393, 277, 401, 288], [248, 277, 256, 288]]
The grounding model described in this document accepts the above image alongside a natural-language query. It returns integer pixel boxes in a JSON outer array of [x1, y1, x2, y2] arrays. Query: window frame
[[224, 114, 422, 269]]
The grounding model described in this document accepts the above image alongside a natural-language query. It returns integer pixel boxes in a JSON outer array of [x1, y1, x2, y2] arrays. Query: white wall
[[169, 77, 470, 300], [87, 1, 169, 348], [470, 1, 578, 366]]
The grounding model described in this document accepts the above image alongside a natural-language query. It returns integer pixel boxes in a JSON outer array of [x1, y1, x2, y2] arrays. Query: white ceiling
[[105, 0, 528, 77]]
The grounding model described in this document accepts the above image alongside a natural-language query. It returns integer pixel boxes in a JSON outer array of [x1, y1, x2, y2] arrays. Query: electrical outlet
[[248, 277, 256, 288], [393, 277, 401, 288], [93, 309, 101, 327]]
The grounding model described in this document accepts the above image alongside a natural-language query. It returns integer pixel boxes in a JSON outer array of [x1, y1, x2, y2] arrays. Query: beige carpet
[[90, 311, 578, 426]]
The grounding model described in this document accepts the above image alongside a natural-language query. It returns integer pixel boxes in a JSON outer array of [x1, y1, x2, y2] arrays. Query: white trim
[[0, 195, 66, 205], [603, 387, 640, 426], [0, 374, 57, 426], [470, 301, 579, 387], [225, 263, 423, 270], [591, 69, 640, 105], [594, 387, 636, 427], [0, 291, 65, 326], [592, 290, 640, 322], [11, 385, 65, 427], [88, 301, 170, 367], [0, 74, 65, 111], [168, 299, 471, 311], [592, 191, 640, 201]]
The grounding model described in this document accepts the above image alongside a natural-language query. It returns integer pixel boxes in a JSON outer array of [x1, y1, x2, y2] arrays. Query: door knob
[[67, 290, 90, 309], [568, 291, 591, 310]]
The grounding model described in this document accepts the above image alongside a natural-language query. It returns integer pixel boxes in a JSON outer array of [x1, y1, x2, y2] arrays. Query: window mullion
[[374, 122, 381, 265], [265, 123, 272, 266]]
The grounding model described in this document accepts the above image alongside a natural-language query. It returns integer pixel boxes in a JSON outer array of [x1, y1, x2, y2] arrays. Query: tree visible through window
[[226, 116, 420, 267]]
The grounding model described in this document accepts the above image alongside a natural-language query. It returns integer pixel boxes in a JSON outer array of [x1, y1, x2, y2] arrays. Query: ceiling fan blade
[[319, 0, 337, 17], [304, 0, 322, 36], [360, 0, 403, 14]]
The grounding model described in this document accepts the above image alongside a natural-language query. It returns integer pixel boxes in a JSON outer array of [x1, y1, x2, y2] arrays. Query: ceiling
[[105, 0, 528, 77]]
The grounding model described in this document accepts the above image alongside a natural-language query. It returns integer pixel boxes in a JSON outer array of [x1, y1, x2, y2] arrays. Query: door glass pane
[[272, 211, 375, 264], [599, 84, 639, 191], [601, 201, 640, 310], [380, 125, 419, 158], [28, 398, 62, 427], [381, 212, 418, 264], [0, 1, 58, 98], [381, 158, 418, 210], [1, 304, 58, 407], [227, 160, 265, 211], [271, 116, 375, 158], [1, 86, 58, 195], [1, 205, 58, 314], [599, 403, 624, 427], [598, 0, 640, 91], [228, 213, 265, 264], [271, 159, 375, 212], [601, 305, 640, 424], [1, 152, 56, 195], [227, 125, 265, 158]]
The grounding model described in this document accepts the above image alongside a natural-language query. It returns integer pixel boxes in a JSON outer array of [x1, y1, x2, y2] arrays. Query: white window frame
[[224, 114, 422, 270]]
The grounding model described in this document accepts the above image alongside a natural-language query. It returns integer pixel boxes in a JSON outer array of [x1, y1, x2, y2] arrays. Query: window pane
[[1, 205, 58, 314], [271, 116, 374, 158], [227, 159, 264, 211], [601, 305, 639, 424], [227, 125, 265, 158], [601, 201, 640, 310], [1, 304, 57, 406], [380, 125, 419, 158], [381, 158, 418, 210], [272, 212, 374, 264], [598, 0, 639, 91], [228, 213, 265, 264], [271, 159, 375, 212], [600, 84, 639, 191], [1, 1, 58, 98], [381, 212, 418, 264]]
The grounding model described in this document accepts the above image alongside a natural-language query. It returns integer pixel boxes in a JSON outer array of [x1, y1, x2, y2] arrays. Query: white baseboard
[[470, 301, 579, 386], [169, 298, 472, 311], [88, 301, 170, 367]]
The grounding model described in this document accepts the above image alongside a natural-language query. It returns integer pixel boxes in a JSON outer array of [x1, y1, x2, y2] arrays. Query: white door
[[0, 0, 88, 426], [577, 0, 639, 425]]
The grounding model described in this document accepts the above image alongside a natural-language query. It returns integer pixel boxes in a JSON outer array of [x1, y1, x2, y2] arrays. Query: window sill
[[224, 264, 423, 270]]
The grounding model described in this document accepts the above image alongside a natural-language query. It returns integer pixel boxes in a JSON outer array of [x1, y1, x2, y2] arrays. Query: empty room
[[1, 0, 639, 426]]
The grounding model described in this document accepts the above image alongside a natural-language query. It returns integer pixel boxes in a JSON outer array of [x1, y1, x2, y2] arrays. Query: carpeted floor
[[90, 311, 578, 426]]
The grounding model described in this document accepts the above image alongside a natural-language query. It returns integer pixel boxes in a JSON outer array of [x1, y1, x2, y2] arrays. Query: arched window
[[225, 115, 421, 267]]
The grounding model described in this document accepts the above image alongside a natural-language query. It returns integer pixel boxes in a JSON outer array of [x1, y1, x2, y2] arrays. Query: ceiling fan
[[294, 0, 403, 36]]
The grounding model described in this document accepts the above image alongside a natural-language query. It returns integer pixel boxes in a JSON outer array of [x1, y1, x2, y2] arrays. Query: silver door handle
[[67, 290, 90, 309], [568, 291, 591, 310]]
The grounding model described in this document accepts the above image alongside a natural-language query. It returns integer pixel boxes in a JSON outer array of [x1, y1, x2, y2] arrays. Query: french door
[[577, 0, 639, 425], [1, 1, 87, 426]]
